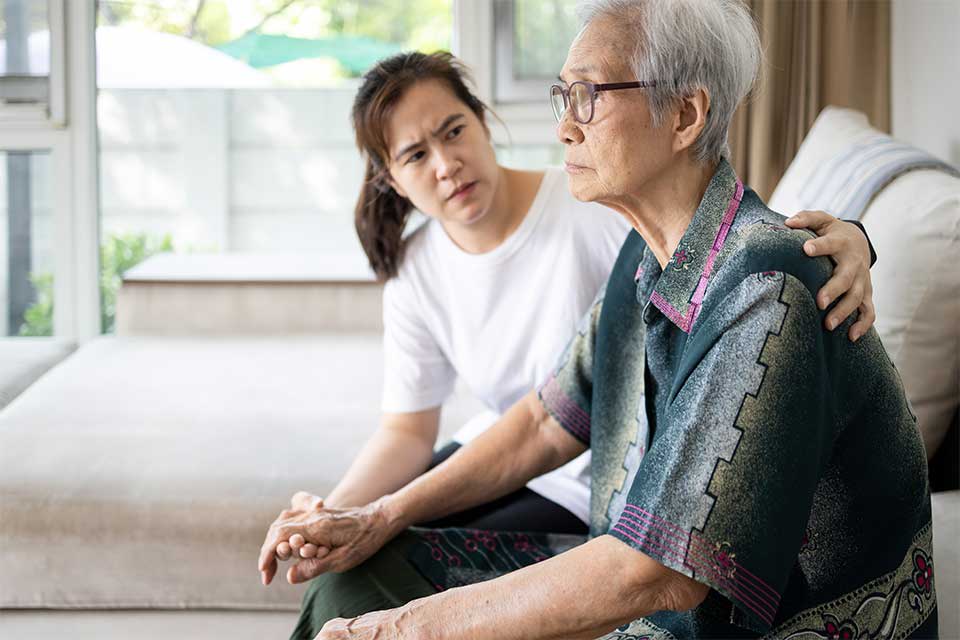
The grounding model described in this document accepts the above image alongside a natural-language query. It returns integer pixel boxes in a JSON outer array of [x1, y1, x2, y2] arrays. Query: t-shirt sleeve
[[536, 284, 606, 446], [608, 272, 836, 634], [381, 276, 456, 413]]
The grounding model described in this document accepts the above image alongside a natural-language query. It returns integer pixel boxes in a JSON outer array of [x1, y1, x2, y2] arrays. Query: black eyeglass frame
[[550, 80, 658, 124]]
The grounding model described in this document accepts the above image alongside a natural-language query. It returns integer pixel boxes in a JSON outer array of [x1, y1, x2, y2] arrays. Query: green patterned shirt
[[538, 159, 938, 639]]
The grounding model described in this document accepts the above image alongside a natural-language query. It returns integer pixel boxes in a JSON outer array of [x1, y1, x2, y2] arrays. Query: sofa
[[1, 107, 957, 639]]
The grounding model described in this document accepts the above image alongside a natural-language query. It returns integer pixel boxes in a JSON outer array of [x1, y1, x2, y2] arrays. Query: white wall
[[97, 89, 558, 257], [892, 0, 960, 165]]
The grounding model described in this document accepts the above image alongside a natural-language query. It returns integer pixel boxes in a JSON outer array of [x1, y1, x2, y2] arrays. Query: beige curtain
[[729, 0, 890, 200]]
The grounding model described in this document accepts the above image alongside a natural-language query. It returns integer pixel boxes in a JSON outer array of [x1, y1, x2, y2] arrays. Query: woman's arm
[[271, 409, 440, 564], [381, 391, 583, 527], [324, 408, 441, 509], [318, 535, 708, 640], [258, 389, 587, 585]]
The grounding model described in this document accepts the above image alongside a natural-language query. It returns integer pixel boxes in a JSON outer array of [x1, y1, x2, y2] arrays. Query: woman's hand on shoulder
[[785, 210, 876, 341]]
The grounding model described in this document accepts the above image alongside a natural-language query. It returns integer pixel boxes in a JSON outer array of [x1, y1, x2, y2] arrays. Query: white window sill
[[122, 252, 379, 284]]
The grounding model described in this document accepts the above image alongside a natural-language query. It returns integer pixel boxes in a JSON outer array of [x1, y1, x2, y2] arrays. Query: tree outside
[[97, 0, 453, 85]]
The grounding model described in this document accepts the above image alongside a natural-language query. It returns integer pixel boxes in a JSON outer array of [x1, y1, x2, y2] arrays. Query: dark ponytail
[[354, 159, 413, 281], [352, 51, 488, 281]]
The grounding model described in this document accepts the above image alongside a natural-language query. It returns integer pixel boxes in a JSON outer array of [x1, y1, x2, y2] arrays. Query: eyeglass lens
[[550, 83, 593, 124], [569, 83, 592, 122], [550, 85, 566, 122]]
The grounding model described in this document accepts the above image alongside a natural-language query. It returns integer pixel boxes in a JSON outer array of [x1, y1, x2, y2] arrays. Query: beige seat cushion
[[0, 336, 482, 609], [0, 339, 76, 410], [931, 490, 959, 639], [769, 107, 960, 458]]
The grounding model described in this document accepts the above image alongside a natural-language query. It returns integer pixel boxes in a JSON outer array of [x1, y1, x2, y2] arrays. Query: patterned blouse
[[404, 159, 937, 639]]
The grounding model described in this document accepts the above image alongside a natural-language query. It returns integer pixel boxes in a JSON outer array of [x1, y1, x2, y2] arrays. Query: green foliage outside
[[17, 233, 174, 337], [17, 273, 54, 337], [100, 233, 174, 334], [98, 0, 452, 81]]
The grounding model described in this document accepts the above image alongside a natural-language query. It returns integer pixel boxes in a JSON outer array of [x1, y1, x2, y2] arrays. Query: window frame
[[491, 0, 566, 105], [0, 0, 67, 126], [0, 0, 559, 342], [0, 0, 99, 341], [454, 0, 559, 146]]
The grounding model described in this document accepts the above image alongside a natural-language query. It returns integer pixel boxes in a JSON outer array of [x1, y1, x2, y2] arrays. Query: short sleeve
[[381, 276, 456, 413], [537, 284, 606, 446], [609, 273, 836, 634]]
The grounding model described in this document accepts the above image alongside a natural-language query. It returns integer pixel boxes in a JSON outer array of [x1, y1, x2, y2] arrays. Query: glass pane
[[0, 0, 49, 75], [0, 0, 50, 104], [0, 150, 54, 337], [96, 1, 453, 332], [513, 0, 579, 80], [497, 144, 564, 170]]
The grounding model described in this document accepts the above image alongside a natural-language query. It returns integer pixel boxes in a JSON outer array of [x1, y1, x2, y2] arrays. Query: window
[[462, 0, 580, 172], [0, 0, 65, 124], [493, 0, 579, 104], [0, 1, 586, 339], [0, 149, 52, 336], [95, 1, 454, 330], [0, 1, 80, 339]]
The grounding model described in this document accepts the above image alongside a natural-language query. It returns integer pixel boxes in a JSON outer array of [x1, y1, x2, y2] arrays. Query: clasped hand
[[258, 491, 396, 586]]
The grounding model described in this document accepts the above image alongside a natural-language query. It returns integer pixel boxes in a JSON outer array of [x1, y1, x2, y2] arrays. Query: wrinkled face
[[557, 16, 676, 204], [385, 79, 499, 228]]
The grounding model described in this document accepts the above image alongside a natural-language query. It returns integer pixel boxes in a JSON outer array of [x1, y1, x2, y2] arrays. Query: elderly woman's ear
[[673, 89, 711, 155]]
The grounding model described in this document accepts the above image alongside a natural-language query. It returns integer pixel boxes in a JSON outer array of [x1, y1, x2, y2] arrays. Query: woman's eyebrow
[[393, 113, 465, 161]]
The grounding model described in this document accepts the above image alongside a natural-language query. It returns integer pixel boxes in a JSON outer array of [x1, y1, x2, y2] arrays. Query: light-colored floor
[[0, 610, 300, 639]]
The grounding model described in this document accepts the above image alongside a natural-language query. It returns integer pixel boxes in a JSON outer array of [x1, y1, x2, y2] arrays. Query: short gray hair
[[576, 0, 761, 164]]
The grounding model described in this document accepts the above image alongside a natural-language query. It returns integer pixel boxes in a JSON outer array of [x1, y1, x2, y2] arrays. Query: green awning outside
[[216, 32, 401, 75]]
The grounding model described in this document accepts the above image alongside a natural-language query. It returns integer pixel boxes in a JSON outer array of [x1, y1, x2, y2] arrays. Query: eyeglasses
[[550, 80, 657, 125]]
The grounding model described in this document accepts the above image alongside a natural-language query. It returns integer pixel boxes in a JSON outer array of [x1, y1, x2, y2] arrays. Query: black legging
[[416, 442, 588, 535]]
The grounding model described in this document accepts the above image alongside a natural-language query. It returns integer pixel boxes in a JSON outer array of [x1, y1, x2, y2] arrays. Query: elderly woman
[[260, 1, 937, 638]]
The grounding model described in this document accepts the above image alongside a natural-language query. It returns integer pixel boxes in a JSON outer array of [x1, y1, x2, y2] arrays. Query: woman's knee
[[290, 534, 436, 640], [291, 570, 372, 640]]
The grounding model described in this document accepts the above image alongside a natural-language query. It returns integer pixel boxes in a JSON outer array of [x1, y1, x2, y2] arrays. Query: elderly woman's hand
[[270, 491, 326, 564], [258, 495, 400, 586], [785, 210, 876, 341], [316, 607, 428, 640]]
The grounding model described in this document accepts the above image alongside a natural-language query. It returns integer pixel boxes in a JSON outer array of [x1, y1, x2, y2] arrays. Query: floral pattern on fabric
[[404, 527, 585, 591], [770, 523, 936, 640]]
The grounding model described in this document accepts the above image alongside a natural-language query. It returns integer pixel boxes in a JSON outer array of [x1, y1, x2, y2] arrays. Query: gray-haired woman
[[260, 1, 936, 638]]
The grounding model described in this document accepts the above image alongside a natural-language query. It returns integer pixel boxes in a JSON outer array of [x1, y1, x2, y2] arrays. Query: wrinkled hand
[[273, 491, 326, 564], [259, 495, 398, 586], [785, 210, 876, 341], [315, 609, 408, 640]]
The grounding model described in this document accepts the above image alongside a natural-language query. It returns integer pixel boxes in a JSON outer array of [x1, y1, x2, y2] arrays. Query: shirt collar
[[643, 159, 744, 333]]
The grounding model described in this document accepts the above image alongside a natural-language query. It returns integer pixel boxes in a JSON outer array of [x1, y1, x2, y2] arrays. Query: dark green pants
[[289, 531, 439, 640]]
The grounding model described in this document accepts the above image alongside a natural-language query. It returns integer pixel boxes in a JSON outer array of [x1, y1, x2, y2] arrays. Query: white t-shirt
[[381, 168, 631, 524]]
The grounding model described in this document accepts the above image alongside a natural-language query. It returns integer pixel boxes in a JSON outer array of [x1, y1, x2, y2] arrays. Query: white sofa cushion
[[931, 490, 959, 638], [769, 107, 960, 458], [0, 339, 76, 410], [0, 336, 482, 609]]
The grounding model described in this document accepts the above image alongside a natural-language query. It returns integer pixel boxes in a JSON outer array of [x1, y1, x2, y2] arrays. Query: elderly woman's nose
[[556, 111, 584, 145]]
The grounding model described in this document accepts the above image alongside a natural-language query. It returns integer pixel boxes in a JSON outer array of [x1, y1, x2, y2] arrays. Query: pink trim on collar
[[650, 180, 744, 333]]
